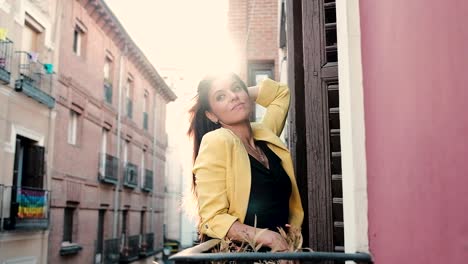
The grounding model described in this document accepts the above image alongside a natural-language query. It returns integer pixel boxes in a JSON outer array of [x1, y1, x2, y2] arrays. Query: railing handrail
[[15, 51, 47, 65], [169, 240, 373, 263], [1, 185, 51, 192]]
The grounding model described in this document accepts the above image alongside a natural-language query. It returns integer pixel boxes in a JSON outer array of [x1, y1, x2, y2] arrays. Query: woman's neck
[[223, 121, 256, 148]]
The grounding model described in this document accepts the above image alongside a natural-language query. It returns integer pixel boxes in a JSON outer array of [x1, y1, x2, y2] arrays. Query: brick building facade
[[0, 1, 59, 263], [48, 1, 175, 263], [228, 0, 279, 85]]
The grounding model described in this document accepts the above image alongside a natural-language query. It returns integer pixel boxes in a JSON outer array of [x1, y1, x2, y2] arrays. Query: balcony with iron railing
[[139, 232, 156, 257], [123, 162, 138, 188], [142, 169, 153, 192], [98, 153, 119, 185], [120, 234, 140, 263], [14, 51, 55, 108], [103, 238, 120, 264], [0, 39, 13, 84], [170, 239, 373, 264], [0, 185, 50, 231]]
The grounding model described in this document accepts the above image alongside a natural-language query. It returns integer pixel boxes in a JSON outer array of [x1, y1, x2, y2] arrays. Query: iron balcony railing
[[139, 232, 156, 257], [120, 234, 140, 263], [143, 112, 148, 130], [170, 239, 373, 264], [0, 185, 50, 231], [123, 162, 138, 188], [104, 81, 113, 104], [14, 51, 55, 108], [98, 153, 119, 185], [103, 238, 120, 264], [142, 169, 153, 192], [0, 39, 13, 84]]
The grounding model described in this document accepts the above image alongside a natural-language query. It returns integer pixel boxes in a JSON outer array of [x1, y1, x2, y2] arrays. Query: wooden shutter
[[287, 0, 344, 256]]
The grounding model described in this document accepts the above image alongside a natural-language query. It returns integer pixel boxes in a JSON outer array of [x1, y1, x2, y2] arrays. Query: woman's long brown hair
[[187, 73, 247, 191]]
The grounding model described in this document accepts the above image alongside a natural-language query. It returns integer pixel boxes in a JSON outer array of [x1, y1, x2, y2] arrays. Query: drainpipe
[[113, 43, 127, 238], [151, 93, 157, 235]]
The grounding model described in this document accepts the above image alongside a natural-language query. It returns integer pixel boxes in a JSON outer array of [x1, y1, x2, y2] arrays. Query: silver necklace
[[245, 143, 267, 164]]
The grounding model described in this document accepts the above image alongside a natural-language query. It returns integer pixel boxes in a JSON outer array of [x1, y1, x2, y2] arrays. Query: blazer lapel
[[252, 123, 289, 152]]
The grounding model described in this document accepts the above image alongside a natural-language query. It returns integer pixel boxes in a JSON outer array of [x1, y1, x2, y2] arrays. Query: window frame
[[68, 110, 78, 145]]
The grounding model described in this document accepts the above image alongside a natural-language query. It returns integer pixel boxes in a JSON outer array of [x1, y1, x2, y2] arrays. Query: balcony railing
[[143, 112, 148, 130], [103, 238, 120, 264], [0, 39, 13, 84], [123, 162, 138, 188], [139, 232, 156, 257], [104, 81, 113, 104], [142, 169, 153, 192], [120, 234, 140, 263], [170, 239, 373, 264], [14, 51, 55, 108], [0, 185, 50, 231], [98, 153, 119, 185]]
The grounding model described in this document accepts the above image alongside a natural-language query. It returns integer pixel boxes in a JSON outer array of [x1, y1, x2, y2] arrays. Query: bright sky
[[105, 0, 237, 83]]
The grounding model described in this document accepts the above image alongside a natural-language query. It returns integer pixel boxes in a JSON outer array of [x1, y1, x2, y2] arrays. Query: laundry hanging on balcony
[[17, 188, 47, 219], [27, 52, 39, 62], [0, 28, 7, 41], [44, 63, 53, 74]]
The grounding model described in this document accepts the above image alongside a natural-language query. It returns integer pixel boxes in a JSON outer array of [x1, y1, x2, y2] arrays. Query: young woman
[[188, 73, 303, 252]]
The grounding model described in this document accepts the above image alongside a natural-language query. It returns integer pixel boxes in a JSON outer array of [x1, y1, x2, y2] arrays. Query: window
[[68, 110, 78, 145], [121, 209, 128, 237], [126, 77, 133, 118], [13, 136, 45, 188], [140, 211, 146, 235], [103, 58, 111, 82], [143, 91, 149, 130], [22, 14, 45, 53], [99, 129, 108, 177], [72, 21, 86, 57], [63, 207, 75, 242], [103, 56, 113, 104], [141, 150, 146, 188], [248, 62, 274, 122], [123, 140, 129, 164], [22, 22, 40, 53], [96, 209, 106, 257]]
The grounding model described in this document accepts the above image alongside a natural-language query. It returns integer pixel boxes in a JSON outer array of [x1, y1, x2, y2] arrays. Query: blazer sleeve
[[193, 132, 238, 239], [255, 78, 291, 136]]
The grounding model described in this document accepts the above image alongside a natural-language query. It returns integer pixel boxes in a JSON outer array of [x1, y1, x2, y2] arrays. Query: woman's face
[[205, 76, 252, 126]]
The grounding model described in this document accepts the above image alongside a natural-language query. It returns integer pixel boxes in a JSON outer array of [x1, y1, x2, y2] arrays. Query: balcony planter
[[59, 242, 83, 256], [15, 77, 55, 109], [0, 66, 10, 84]]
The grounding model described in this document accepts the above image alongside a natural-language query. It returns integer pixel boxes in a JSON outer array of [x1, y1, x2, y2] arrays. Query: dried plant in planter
[[210, 220, 312, 264]]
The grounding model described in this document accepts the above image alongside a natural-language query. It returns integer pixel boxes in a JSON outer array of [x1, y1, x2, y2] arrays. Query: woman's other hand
[[258, 229, 289, 252]]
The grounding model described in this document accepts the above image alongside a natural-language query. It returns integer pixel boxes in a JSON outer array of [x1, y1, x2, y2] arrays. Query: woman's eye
[[216, 94, 225, 101], [232, 86, 241, 91]]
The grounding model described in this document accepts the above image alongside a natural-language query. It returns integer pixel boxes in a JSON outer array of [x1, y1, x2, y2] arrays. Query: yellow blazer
[[193, 78, 304, 239]]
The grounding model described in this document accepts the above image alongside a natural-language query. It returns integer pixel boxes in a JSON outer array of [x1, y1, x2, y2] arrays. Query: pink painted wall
[[360, 0, 468, 263]]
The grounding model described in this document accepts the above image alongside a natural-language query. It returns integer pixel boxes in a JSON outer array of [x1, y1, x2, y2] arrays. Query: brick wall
[[228, 0, 279, 82]]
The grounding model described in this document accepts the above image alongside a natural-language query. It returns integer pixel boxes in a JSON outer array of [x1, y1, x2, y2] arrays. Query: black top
[[244, 141, 291, 232]]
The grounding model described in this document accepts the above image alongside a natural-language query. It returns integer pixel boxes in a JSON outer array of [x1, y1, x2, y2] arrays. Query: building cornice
[[80, 0, 177, 102]]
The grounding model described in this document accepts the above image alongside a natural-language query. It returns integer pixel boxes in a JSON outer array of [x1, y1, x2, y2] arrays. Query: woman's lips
[[231, 103, 245, 110]]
